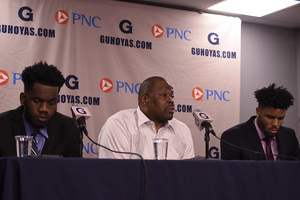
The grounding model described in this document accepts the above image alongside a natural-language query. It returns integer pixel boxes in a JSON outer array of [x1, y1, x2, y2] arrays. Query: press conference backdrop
[[0, 0, 241, 158]]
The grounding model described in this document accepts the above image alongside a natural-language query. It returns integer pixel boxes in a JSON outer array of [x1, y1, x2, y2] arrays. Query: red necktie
[[264, 137, 274, 161]]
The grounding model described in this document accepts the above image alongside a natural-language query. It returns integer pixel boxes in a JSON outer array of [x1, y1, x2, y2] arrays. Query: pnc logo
[[0, 70, 9, 85], [151, 24, 163, 38], [55, 10, 69, 24], [192, 87, 203, 101], [100, 78, 113, 93]]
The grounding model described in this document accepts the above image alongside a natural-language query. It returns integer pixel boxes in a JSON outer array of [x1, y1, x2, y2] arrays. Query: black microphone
[[193, 109, 216, 136], [71, 106, 91, 136], [193, 109, 217, 159]]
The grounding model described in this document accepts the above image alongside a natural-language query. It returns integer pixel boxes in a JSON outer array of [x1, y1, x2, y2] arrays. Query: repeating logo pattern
[[151, 24, 163, 38], [192, 87, 204, 101], [100, 78, 113, 93], [0, 70, 9, 85], [55, 10, 69, 24]]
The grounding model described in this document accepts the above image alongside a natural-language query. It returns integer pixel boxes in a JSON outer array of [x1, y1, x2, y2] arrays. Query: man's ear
[[256, 107, 260, 116], [140, 94, 148, 105], [20, 92, 26, 106]]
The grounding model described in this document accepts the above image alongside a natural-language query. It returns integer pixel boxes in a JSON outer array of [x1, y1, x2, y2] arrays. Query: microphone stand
[[202, 122, 216, 159], [77, 117, 88, 158], [204, 127, 210, 159], [79, 127, 83, 157]]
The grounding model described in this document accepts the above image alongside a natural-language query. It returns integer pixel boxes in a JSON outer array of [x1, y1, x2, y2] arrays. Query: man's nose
[[167, 95, 174, 103], [272, 119, 279, 126], [39, 102, 49, 112]]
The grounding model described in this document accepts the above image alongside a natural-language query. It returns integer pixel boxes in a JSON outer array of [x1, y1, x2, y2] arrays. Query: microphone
[[193, 109, 215, 136], [71, 106, 91, 136]]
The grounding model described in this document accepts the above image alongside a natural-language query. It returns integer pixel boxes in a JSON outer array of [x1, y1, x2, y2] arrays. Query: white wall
[[297, 29, 300, 138], [240, 22, 299, 138]]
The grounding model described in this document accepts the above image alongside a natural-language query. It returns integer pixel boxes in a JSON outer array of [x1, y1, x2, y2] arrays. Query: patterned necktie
[[31, 130, 39, 155], [264, 137, 274, 161]]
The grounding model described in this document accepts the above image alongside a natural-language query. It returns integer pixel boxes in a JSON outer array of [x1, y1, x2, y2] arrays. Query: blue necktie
[[31, 130, 39, 155]]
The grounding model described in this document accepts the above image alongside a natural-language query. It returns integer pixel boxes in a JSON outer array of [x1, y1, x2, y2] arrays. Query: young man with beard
[[0, 61, 82, 157], [221, 83, 300, 160], [98, 76, 195, 159]]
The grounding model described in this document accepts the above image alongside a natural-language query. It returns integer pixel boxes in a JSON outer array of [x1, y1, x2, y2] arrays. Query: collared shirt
[[98, 107, 195, 159], [22, 113, 48, 155], [253, 117, 278, 160]]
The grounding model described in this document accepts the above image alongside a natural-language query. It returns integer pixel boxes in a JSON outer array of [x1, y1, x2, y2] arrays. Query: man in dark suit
[[221, 83, 300, 160], [0, 61, 82, 157]]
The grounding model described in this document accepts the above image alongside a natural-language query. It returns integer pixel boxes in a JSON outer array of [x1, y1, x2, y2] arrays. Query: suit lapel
[[12, 106, 26, 136], [275, 129, 286, 159], [245, 117, 266, 160]]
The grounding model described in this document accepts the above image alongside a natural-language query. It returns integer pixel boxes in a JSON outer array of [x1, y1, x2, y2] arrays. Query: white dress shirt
[[98, 107, 195, 160]]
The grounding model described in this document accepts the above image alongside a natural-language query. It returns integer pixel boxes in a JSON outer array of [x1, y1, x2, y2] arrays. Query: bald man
[[98, 76, 194, 159]]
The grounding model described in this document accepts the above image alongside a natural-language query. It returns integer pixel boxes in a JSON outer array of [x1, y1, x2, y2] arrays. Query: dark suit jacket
[[221, 116, 300, 160], [0, 106, 82, 157]]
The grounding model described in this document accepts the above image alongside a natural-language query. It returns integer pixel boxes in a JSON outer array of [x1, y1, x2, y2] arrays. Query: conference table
[[1, 157, 300, 200]]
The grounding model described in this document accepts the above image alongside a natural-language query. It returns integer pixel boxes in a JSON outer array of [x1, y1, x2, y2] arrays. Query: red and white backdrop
[[0, 0, 241, 158]]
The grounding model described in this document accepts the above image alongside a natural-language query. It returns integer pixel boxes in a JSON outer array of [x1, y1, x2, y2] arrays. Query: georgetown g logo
[[18, 6, 33, 22], [119, 20, 133, 34], [208, 32, 219, 45]]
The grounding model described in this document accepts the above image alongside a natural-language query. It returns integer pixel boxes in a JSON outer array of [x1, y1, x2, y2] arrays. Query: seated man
[[221, 83, 300, 160], [98, 76, 194, 159], [0, 61, 82, 157]]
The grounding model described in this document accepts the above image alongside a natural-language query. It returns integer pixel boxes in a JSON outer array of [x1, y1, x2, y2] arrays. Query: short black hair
[[254, 83, 294, 110], [138, 76, 167, 105], [22, 61, 65, 92]]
